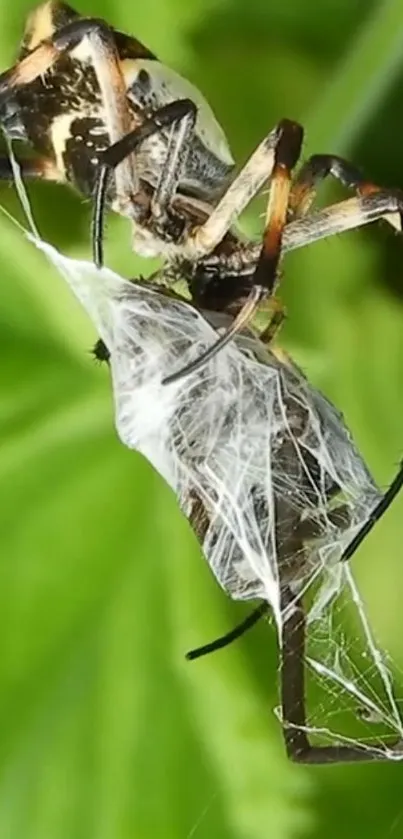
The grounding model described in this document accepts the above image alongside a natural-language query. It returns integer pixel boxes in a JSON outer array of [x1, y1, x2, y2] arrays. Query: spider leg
[[290, 155, 365, 215], [290, 153, 401, 232], [91, 112, 290, 272], [0, 16, 137, 203], [187, 183, 403, 285], [282, 188, 403, 253], [92, 98, 197, 267], [185, 119, 303, 261], [217, 186, 403, 270], [179, 164, 403, 383], [163, 119, 303, 385], [163, 188, 403, 387]]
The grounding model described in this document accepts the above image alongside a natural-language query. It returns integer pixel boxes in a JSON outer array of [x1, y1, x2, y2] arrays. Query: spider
[[0, 2, 403, 384], [90, 276, 403, 766], [3, 3, 402, 765]]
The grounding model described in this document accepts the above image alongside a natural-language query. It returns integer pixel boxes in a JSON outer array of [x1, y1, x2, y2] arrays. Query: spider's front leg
[[162, 119, 304, 385]]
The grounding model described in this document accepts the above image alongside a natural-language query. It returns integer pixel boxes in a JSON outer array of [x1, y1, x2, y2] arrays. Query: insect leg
[[92, 98, 197, 267], [186, 463, 403, 660]]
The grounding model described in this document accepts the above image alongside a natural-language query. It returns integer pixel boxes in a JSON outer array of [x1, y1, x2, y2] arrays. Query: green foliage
[[0, 1, 403, 837]]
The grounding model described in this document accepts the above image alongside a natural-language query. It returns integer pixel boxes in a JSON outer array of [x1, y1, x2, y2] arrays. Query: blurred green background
[[0, 0, 403, 837]]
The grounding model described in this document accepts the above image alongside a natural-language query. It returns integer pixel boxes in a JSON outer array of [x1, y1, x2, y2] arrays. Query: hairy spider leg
[[283, 189, 403, 252], [162, 119, 304, 384], [92, 98, 197, 267], [290, 153, 402, 230], [341, 458, 403, 562], [280, 579, 401, 763]]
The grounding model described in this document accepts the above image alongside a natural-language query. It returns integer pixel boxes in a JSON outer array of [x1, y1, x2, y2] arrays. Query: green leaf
[[304, 0, 403, 155]]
